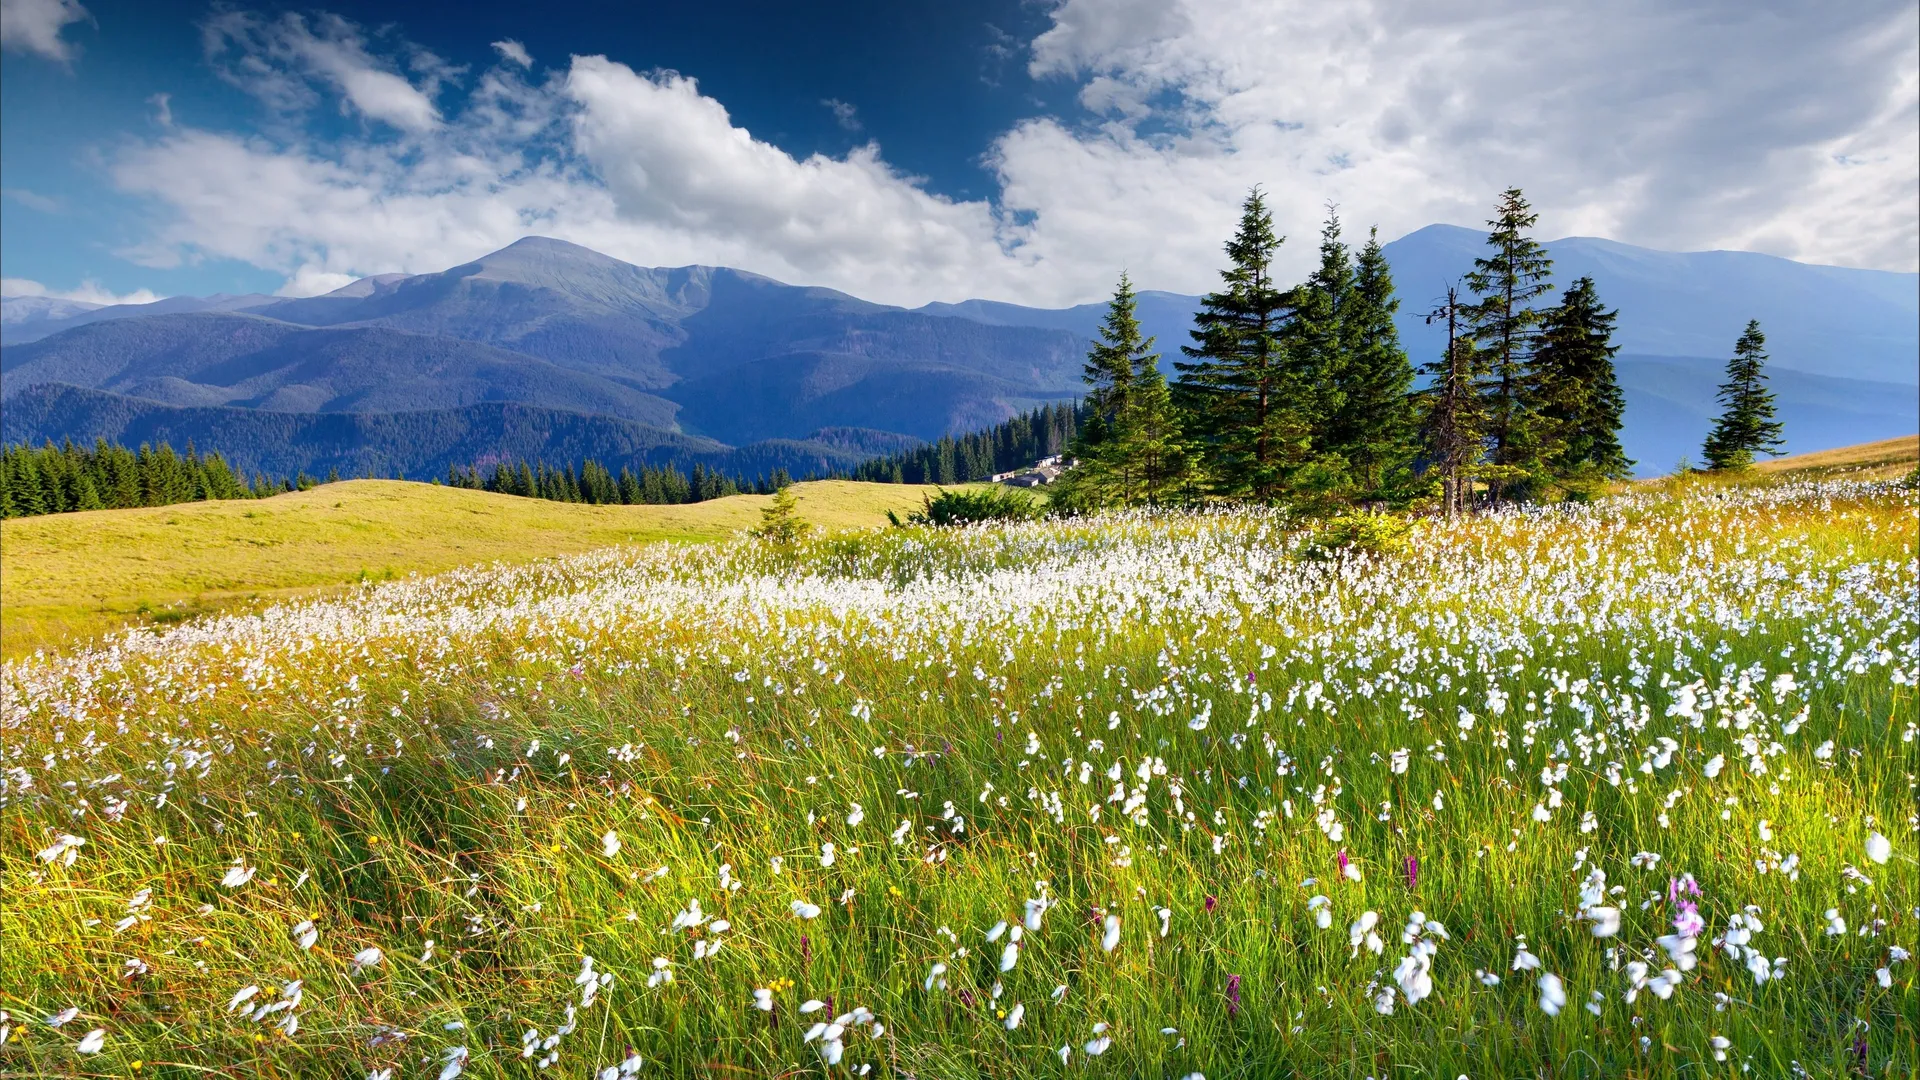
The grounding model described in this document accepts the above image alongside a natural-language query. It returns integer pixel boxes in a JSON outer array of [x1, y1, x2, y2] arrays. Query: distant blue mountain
[[3, 238, 1086, 446], [3, 230, 1911, 478]]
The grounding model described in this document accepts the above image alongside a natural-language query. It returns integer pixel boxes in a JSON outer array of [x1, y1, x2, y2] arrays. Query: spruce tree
[[1119, 333, 1188, 506], [1417, 285, 1487, 518], [1328, 226, 1417, 496], [1288, 207, 1353, 464], [1465, 188, 1554, 501], [1062, 272, 1166, 507], [1533, 276, 1631, 484], [1702, 320, 1785, 470], [1175, 188, 1301, 501]]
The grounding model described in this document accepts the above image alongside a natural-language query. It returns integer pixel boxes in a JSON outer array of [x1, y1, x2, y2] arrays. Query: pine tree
[[1465, 188, 1554, 501], [1533, 276, 1632, 484], [1417, 285, 1487, 518], [1327, 225, 1416, 496], [1119, 341, 1188, 505], [1288, 207, 1353, 464], [1062, 272, 1158, 507], [751, 485, 811, 546], [1175, 188, 1301, 500], [1702, 320, 1785, 470]]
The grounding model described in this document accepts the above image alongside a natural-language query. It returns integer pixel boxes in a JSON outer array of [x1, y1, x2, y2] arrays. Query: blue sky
[[2, 0, 1915, 307]]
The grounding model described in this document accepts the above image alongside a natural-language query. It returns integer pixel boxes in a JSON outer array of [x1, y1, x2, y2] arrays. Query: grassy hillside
[[1754, 433, 1918, 480], [0, 479, 944, 657]]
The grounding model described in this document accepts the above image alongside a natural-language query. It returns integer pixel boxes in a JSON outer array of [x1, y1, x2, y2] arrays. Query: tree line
[[846, 403, 1082, 485], [441, 459, 796, 505], [0, 439, 324, 519], [1052, 187, 1785, 515]]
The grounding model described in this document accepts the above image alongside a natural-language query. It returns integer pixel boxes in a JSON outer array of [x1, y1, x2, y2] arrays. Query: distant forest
[[0, 435, 815, 519], [441, 459, 795, 505], [0, 440, 318, 518], [0, 405, 1085, 519], [845, 402, 1082, 485]]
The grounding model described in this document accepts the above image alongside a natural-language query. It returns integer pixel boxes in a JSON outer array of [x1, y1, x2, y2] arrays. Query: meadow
[[0, 480, 946, 658], [1, 470, 1915, 1078]]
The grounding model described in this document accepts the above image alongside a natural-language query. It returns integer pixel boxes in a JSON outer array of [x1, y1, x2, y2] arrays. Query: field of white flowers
[[3, 477, 1915, 1078]]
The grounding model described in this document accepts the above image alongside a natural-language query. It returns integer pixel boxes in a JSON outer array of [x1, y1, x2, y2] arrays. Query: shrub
[[890, 486, 1042, 527], [1296, 510, 1413, 560], [751, 486, 812, 545]]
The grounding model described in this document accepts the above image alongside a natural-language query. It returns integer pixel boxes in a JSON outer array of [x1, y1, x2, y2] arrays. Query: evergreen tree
[[1287, 207, 1353, 465], [1119, 336, 1188, 506], [1062, 273, 1155, 506], [751, 485, 811, 546], [1176, 188, 1302, 500], [1533, 276, 1632, 483], [1417, 285, 1487, 518], [1326, 225, 1417, 495], [1465, 188, 1555, 501], [1702, 320, 1786, 470]]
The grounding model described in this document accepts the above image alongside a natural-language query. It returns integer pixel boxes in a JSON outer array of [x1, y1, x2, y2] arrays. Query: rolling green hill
[[0, 478, 944, 657]]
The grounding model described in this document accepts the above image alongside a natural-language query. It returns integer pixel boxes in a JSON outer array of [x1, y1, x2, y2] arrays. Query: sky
[[1, 0, 1915, 309]]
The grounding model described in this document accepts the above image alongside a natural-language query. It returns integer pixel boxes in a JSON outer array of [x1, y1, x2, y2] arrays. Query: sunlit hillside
[[0, 480, 948, 657]]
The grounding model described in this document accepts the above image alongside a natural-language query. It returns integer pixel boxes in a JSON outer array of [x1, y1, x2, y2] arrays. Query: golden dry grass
[[0, 479, 947, 657], [1753, 434, 1918, 479]]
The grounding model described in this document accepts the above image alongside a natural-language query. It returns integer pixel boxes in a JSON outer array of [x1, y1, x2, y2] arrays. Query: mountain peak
[[466, 235, 645, 277]]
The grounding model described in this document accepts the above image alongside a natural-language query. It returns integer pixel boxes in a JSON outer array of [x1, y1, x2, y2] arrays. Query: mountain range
[[4, 228, 1914, 478]]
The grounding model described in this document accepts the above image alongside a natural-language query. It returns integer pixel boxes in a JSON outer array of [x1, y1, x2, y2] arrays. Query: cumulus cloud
[[111, 46, 1036, 303], [0, 277, 162, 305], [203, 10, 445, 132], [1013, 0, 1919, 283], [104, 4, 1916, 306], [0, 0, 91, 62]]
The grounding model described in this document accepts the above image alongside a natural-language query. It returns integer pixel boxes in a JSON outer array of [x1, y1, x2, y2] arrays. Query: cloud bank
[[0, 277, 162, 306], [104, 2, 1919, 305]]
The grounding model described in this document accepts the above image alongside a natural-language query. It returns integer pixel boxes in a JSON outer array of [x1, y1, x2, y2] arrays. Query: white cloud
[[822, 98, 861, 131], [1010, 0, 1920, 284], [104, 4, 1917, 308], [3, 187, 61, 212], [0, 0, 90, 62], [203, 11, 444, 132], [109, 49, 1037, 303], [0, 277, 162, 305], [491, 38, 532, 68]]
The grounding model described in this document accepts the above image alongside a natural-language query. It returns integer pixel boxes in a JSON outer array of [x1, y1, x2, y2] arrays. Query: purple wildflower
[[1667, 873, 1702, 903], [1406, 855, 1419, 890], [1672, 900, 1704, 938], [1205, 894, 1218, 914], [1337, 850, 1350, 880], [1226, 974, 1242, 1017]]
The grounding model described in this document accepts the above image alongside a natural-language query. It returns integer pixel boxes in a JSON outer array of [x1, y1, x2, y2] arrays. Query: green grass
[[1, 473, 1915, 1078], [0, 479, 950, 658]]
